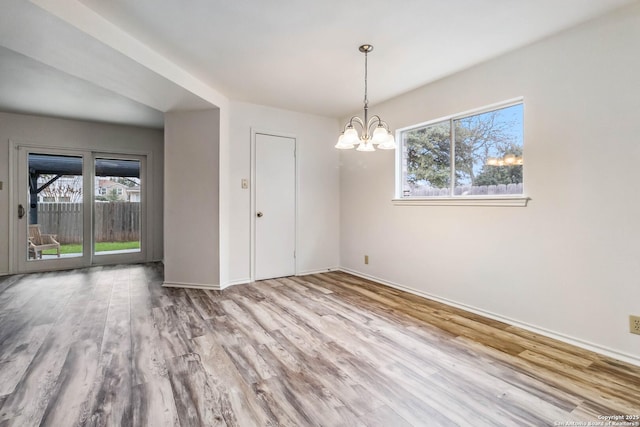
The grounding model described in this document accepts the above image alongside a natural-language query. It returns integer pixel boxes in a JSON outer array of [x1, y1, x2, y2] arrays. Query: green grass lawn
[[43, 241, 140, 255]]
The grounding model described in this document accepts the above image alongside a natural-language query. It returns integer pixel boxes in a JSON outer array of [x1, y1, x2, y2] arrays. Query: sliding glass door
[[16, 148, 91, 271], [93, 155, 145, 264], [15, 145, 146, 272]]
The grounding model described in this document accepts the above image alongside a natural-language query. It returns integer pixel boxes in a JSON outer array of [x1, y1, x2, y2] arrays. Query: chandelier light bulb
[[335, 133, 355, 149], [343, 127, 359, 145], [356, 141, 375, 152], [372, 126, 389, 145], [378, 133, 396, 150], [504, 154, 516, 165], [486, 155, 523, 166]]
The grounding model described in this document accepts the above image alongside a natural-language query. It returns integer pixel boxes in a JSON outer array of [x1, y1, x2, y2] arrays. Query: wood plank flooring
[[0, 263, 638, 426]]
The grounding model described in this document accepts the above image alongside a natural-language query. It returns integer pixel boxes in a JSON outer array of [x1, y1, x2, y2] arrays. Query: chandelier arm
[[375, 117, 390, 130], [346, 116, 365, 131], [367, 115, 384, 128], [366, 117, 380, 135], [366, 115, 390, 134]]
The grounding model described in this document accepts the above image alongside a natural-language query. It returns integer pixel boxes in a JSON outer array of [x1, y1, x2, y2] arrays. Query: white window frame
[[393, 97, 529, 207]]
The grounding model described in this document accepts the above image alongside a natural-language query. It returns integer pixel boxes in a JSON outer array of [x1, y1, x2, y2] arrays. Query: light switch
[[241, 179, 248, 189]]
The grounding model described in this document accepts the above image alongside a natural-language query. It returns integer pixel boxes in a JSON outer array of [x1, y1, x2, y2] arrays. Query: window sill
[[392, 197, 530, 207]]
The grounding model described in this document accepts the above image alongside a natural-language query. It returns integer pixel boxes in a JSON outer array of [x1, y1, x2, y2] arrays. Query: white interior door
[[254, 133, 296, 280]]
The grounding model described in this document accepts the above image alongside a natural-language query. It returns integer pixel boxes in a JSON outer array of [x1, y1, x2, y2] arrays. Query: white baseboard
[[297, 267, 340, 276], [163, 281, 221, 291], [163, 278, 252, 291], [221, 278, 251, 289], [339, 267, 640, 368], [216, 269, 339, 289]]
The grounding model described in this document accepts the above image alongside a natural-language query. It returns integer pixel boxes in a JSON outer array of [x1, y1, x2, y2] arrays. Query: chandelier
[[335, 44, 396, 152]]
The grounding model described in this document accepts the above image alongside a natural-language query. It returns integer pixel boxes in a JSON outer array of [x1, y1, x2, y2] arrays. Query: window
[[398, 101, 524, 202]]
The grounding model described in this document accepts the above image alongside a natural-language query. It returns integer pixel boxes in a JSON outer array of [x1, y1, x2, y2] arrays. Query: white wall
[[222, 101, 340, 286], [0, 111, 164, 274], [164, 109, 221, 287], [339, 3, 640, 364]]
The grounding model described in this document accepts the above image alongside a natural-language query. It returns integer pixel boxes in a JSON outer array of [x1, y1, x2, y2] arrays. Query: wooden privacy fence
[[37, 202, 140, 244], [406, 183, 523, 197]]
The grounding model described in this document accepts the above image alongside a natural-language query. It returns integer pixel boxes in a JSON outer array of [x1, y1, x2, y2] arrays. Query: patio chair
[[28, 224, 61, 259]]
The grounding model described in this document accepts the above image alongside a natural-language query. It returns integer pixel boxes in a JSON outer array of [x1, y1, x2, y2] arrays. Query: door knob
[[18, 204, 25, 219], [257, 212, 263, 218]]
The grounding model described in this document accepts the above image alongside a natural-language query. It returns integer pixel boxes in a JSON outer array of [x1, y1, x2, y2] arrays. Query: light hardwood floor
[[0, 263, 638, 426]]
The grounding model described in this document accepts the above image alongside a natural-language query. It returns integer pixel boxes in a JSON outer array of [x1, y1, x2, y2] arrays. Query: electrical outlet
[[630, 315, 640, 335], [364, 255, 369, 265]]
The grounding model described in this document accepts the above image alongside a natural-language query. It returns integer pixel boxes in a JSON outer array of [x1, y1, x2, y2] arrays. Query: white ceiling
[[0, 45, 163, 128], [0, 0, 637, 127]]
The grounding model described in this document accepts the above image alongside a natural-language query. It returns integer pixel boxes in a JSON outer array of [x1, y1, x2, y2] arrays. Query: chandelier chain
[[363, 50, 368, 108]]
